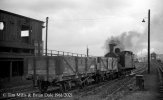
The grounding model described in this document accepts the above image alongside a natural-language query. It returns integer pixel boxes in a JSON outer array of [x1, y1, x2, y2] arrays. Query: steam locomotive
[[25, 43, 135, 92]]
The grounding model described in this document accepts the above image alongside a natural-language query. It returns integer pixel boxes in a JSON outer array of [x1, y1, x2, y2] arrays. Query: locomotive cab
[[118, 51, 135, 71]]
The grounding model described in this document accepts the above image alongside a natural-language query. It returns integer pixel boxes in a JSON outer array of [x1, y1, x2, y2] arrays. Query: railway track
[[89, 63, 147, 99], [0, 84, 40, 100], [0, 85, 36, 94], [0, 62, 147, 100], [59, 62, 147, 100], [155, 61, 163, 100], [79, 63, 147, 97], [106, 68, 146, 98]]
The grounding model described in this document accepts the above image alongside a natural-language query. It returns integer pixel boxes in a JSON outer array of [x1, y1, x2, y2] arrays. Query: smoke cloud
[[104, 31, 142, 53], [105, 0, 163, 56]]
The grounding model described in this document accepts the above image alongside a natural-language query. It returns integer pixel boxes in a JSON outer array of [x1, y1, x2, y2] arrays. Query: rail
[[157, 62, 163, 86], [42, 49, 89, 57], [155, 61, 163, 100]]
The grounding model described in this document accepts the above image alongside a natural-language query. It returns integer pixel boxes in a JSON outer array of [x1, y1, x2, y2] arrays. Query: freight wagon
[[25, 44, 135, 92]]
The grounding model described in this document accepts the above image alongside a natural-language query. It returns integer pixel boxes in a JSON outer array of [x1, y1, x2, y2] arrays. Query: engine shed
[[0, 9, 44, 82]]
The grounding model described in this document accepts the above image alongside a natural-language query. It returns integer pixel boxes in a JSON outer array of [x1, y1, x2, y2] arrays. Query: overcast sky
[[0, 0, 163, 56]]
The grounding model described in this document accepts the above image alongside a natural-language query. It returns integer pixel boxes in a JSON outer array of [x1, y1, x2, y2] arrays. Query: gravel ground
[[120, 62, 160, 100]]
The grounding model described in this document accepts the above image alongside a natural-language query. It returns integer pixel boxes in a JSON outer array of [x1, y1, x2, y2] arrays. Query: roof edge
[[0, 9, 44, 23]]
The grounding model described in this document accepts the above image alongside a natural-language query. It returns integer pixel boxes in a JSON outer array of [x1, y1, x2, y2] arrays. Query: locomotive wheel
[[67, 81, 72, 90], [62, 83, 67, 92], [59, 82, 69, 92], [76, 79, 83, 89], [59, 83, 64, 92], [38, 80, 48, 93], [63, 82, 71, 91]]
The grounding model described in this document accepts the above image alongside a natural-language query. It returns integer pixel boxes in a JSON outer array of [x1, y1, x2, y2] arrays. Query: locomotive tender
[[25, 43, 135, 92]]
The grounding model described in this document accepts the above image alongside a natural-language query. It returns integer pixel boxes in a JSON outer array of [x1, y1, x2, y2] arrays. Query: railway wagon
[[96, 57, 118, 71], [96, 57, 119, 81], [25, 55, 121, 92], [25, 56, 97, 92], [25, 50, 135, 92]]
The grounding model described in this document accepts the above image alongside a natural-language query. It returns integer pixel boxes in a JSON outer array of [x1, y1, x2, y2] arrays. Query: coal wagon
[[25, 44, 135, 92], [25, 56, 98, 92]]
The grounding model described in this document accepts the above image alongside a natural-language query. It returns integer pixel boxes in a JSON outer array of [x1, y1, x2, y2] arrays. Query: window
[[21, 25, 31, 43], [21, 25, 30, 37], [21, 30, 29, 37], [0, 22, 4, 30]]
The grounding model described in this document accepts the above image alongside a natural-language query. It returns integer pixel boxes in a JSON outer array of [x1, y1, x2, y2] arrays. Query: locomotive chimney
[[109, 43, 116, 53]]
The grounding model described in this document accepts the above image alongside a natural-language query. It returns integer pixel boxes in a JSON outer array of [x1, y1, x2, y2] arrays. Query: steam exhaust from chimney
[[104, 31, 141, 54]]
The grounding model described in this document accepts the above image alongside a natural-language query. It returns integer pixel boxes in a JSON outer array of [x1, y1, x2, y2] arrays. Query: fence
[[42, 49, 88, 57]]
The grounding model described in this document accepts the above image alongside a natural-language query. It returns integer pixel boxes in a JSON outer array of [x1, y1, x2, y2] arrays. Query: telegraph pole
[[87, 46, 89, 57], [45, 17, 49, 81], [142, 10, 151, 74], [148, 9, 150, 74], [45, 17, 49, 56]]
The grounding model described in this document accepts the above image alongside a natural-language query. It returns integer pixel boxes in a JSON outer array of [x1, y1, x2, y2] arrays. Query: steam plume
[[104, 31, 141, 53]]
